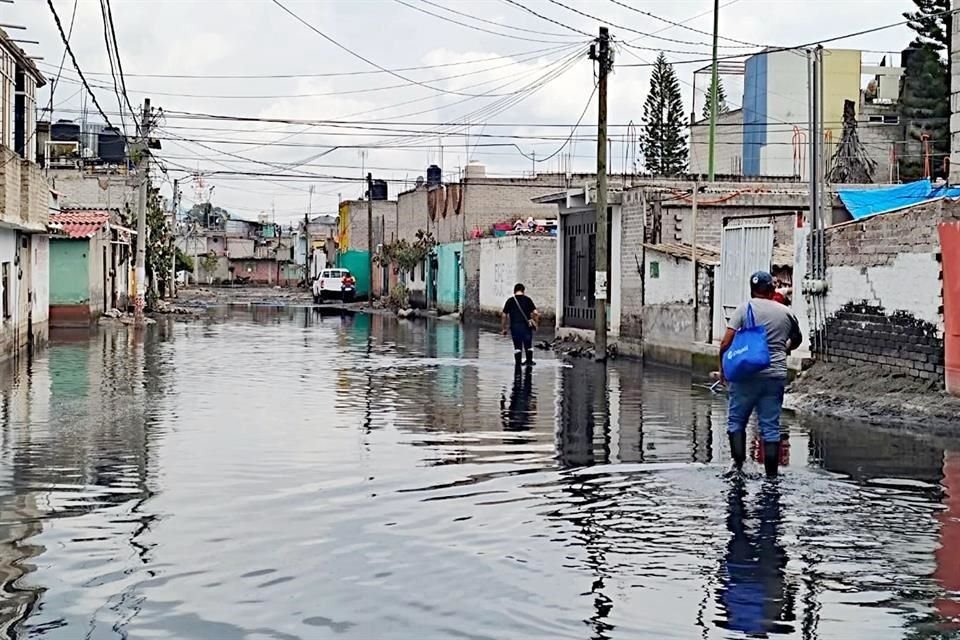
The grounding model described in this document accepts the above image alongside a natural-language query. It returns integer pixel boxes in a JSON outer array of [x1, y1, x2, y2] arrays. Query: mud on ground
[[786, 360, 960, 435]]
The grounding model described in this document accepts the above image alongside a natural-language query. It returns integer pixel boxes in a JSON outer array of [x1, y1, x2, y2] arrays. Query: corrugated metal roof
[[49, 209, 112, 239], [643, 242, 722, 266]]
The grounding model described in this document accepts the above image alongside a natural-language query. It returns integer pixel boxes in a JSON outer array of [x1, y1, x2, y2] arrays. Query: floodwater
[[0, 306, 958, 640]]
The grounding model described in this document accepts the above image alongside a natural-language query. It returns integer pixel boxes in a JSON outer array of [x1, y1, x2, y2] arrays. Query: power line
[[51, 43, 578, 101], [270, 0, 543, 98], [102, 0, 138, 130], [519, 83, 597, 163], [45, 0, 126, 141], [545, 0, 751, 51], [392, 0, 581, 44], [34, 44, 572, 80], [499, 0, 593, 38], [40, 0, 77, 119], [607, 0, 761, 48]]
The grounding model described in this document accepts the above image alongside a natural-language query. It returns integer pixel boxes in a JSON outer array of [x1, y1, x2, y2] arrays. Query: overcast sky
[[6, 0, 916, 223]]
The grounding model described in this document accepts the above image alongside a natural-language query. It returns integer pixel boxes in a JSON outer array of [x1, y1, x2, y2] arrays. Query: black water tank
[[98, 126, 126, 163], [427, 164, 442, 187], [371, 179, 388, 201], [51, 119, 80, 143]]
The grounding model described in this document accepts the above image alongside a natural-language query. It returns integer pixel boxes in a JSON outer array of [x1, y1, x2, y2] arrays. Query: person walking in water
[[501, 283, 540, 367], [719, 271, 802, 477]]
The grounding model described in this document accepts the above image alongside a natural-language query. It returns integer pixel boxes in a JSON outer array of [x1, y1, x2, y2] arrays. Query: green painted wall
[[435, 242, 464, 312], [50, 239, 90, 304], [337, 250, 370, 297]]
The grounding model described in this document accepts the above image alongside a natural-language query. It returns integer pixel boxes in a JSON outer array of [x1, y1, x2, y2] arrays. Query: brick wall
[[823, 303, 944, 382], [816, 200, 960, 384], [516, 236, 557, 323]]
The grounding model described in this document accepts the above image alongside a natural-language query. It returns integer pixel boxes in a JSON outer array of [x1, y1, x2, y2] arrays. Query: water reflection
[[716, 481, 794, 637], [0, 306, 955, 639]]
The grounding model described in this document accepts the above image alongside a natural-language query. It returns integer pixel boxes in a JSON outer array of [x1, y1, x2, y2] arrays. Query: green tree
[[146, 184, 174, 305], [701, 75, 729, 121], [899, 45, 950, 181], [904, 0, 951, 54], [640, 53, 688, 176]]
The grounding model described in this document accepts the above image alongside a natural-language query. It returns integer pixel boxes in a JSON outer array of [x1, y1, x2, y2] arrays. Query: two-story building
[[0, 29, 50, 361]]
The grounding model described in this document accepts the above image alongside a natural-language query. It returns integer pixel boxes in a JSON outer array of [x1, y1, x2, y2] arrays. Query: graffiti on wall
[[491, 260, 516, 301]]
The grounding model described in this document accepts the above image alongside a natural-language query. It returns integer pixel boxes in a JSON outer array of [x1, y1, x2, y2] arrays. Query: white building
[[0, 29, 50, 362]]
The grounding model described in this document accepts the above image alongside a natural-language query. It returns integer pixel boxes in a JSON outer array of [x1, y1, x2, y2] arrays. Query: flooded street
[[0, 306, 958, 639]]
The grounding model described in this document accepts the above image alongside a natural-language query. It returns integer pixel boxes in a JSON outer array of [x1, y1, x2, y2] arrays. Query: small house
[[48, 208, 134, 326]]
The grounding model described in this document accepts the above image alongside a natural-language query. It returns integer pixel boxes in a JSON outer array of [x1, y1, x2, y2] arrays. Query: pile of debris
[[149, 300, 199, 315], [99, 309, 157, 325], [538, 336, 618, 360]]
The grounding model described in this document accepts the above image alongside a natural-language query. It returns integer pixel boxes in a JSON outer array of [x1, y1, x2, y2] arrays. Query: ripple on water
[[0, 308, 955, 639]]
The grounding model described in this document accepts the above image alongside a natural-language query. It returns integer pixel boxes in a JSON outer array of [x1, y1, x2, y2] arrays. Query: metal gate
[[562, 209, 596, 329], [719, 223, 774, 323]]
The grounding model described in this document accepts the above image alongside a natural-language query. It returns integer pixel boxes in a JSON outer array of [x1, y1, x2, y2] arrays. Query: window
[[650, 261, 660, 279], [1, 262, 10, 319], [419, 260, 425, 282]]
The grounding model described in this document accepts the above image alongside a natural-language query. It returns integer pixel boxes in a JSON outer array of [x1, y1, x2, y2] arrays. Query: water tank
[[51, 119, 81, 143], [98, 126, 126, 163], [371, 179, 388, 201], [427, 164, 442, 187], [464, 160, 486, 180]]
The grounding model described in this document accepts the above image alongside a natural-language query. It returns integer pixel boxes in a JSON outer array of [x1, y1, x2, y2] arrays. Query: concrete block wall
[[0, 148, 21, 224], [619, 190, 645, 340], [341, 199, 395, 252], [817, 200, 960, 383], [462, 239, 481, 318], [48, 169, 137, 212], [476, 236, 556, 322]]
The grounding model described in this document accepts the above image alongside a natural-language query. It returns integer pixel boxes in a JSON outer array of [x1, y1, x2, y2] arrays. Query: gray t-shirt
[[727, 298, 800, 379]]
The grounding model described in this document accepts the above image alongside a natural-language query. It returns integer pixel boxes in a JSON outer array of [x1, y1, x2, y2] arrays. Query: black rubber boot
[[763, 441, 780, 478], [727, 431, 746, 475], [514, 352, 523, 366], [525, 350, 535, 366]]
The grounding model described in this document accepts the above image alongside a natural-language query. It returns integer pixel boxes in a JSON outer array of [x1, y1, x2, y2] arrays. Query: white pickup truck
[[313, 268, 357, 303]]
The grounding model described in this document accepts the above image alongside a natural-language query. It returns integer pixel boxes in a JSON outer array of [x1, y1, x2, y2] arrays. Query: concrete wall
[[462, 240, 480, 317], [339, 199, 396, 253], [478, 236, 556, 321], [619, 190, 645, 342], [47, 168, 136, 211], [88, 234, 107, 318], [337, 250, 370, 297], [817, 201, 957, 383], [690, 109, 744, 176]]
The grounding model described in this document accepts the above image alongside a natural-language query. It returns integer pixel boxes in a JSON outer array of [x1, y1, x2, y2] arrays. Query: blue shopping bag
[[722, 304, 771, 382]]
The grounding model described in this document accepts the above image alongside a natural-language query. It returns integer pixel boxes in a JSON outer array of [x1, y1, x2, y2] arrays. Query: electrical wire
[[545, 0, 751, 51], [102, 0, 139, 130], [391, 0, 581, 44], [607, 0, 761, 48], [270, 0, 550, 98], [499, 0, 593, 38], [45, 0, 126, 142], [34, 44, 573, 80], [99, 0, 129, 134], [40, 0, 78, 119]]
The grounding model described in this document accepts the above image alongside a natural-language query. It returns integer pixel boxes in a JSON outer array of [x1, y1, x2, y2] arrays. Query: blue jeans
[[727, 377, 786, 443]]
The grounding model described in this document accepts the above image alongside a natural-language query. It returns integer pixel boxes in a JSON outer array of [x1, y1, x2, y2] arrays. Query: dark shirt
[[503, 295, 536, 328]]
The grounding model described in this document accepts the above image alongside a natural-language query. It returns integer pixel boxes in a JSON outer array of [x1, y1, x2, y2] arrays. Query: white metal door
[[719, 224, 774, 323]]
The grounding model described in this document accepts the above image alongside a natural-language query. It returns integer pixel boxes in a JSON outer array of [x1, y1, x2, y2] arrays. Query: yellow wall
[[338, 201, 350, 251], [822, 49, 862, 157]]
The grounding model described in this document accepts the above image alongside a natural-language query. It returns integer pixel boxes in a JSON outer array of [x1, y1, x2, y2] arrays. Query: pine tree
[[701, 75, 729, 121], [899, 45, 950, 180], [904, 0, 951, 53], [640, 53, 688, 176]]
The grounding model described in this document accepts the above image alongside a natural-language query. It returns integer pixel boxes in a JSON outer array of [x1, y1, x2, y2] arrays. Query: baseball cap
[[750, 271, 774, 290]]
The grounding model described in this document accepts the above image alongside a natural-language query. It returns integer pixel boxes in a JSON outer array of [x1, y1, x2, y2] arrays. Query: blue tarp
[[838, 179, 960, 220]]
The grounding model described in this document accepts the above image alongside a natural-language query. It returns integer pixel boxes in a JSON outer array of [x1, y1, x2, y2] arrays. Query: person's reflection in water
[[501, 365, 535, 432], [716, 480, 795, 637]]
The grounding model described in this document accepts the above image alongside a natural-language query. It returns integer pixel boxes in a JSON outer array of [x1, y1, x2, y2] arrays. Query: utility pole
[[707, 0, 720, 181], [134, 98, 151, 320], [367, 172, 374, 302], [170, 178, 179, 299], [590, 27, 611, 361]]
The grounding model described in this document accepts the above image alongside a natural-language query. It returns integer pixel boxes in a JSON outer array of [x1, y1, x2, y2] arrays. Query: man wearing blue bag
[[719, 271, 802, 477]]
